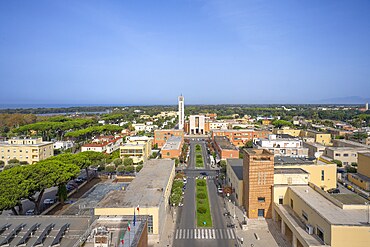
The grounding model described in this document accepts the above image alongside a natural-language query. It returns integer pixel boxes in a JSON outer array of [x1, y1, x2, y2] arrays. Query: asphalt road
[[173, 140, 237, 247]]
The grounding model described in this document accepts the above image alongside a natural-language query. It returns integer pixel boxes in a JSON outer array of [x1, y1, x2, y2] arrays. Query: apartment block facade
[[0, 137, 53, 165]]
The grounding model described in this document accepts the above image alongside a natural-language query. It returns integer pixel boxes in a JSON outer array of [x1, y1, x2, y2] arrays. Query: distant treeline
[[0, 106, 112, 114]]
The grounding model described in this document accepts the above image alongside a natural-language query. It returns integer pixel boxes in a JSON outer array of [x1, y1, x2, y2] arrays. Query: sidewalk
[[150, 207, 177, 247], [224, 199, 289, 247]]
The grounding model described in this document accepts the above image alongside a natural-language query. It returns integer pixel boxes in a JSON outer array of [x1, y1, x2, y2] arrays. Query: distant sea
[[0, 103, 135, 109]]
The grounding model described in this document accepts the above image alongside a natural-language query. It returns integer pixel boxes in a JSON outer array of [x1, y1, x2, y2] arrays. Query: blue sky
[[0, 0, 370, 105]]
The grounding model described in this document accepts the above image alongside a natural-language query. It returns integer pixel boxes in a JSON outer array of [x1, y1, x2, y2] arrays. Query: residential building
[[300, 130, 332, 145], [81, 136, 123, 154], [212, 129, 271, 147], [178, 95, 185, 130], [323, 146, 368, 166], [254, 134, 309, 157], [243, 149, 274, 219], [0, 137, 53, 165], [209, 121, 229, 130], [226, 159, 243, 206], [348, 152, 370, 191], [154, 129, 184, 148], [272, 184, 370, 247], [132, 124, 146, 132], [214, 136, 239, 160], [332, 139, 370, 149], [95, 159, 175, 244], [126, 136, 153, 158], [303, 142, 326, 157], [53, 140, 74, 150], [161, 136, 183, 159], [273, 128, 301, 137], [121, 136, 153, 163], [274, 156, 337, 191]]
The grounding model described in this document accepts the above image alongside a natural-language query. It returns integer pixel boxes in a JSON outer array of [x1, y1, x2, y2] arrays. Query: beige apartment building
[[272, 184, 370, 247], [0, 137, 53, 165], [348, 152, 370, 191], [323, 146, 368, 166], [300, 130, 332, 145], [274, 156, 337, 191]]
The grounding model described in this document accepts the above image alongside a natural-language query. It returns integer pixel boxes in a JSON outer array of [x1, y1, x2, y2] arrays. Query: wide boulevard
[[173, 139, 237, 247]]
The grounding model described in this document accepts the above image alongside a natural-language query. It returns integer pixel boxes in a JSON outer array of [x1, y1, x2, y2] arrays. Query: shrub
[[170, 193, 181, 205], [173, 187, 182, 195], [19, 161, 29, 165], [332, 159, 342, 167], [173, 180, 184, 189], [197, 206, 207, 214], [197, 180, 206, 186], [113, 158, 123, 167], [136, 165, 143, 172], [198, 199, 204, 204], [8, 158, 19, 164], [123, 158, 133, 166], [116, 165, 125, 173], [124, 165, 135, 173], [105, 165, 116, 173], [197, 193, 206, 199]]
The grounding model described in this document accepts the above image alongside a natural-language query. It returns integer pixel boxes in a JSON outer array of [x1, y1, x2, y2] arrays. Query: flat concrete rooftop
[[274, 156, 315, 165], [290, 186, 369, 226], [97, 159, 174, 208], [162, 136, 182, 151], [274, 168, 308, 174], [214, 136, 238, 150]]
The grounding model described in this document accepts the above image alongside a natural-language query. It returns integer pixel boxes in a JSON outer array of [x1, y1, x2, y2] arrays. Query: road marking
[[226, 229, 231, 239], [205, 228, 208, 239], [186, 229, 189, 239], [230, 229, 235, 239], [180, 229, 183, 239], [212, 229, 216, 239], [175, 229, 179, 239], [190, 229, 193, 239], [219, 229, 223, 239]]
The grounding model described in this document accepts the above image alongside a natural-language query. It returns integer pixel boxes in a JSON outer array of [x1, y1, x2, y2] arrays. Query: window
[[343, 153, 348, 157], [290, 199, 294, 209], [148, 215, 153, 234], [279, 196, 283, 205], [258, 197, 265, 203], [302, 210, 308, 221], [321, 170, 325, 181], [258, 209, 265, 217], [335, 153, 340, 157], [317, 226, 324, 242]]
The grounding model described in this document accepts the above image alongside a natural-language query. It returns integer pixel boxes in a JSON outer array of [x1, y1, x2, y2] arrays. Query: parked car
[[200, 172, 208, 176], [327, 188, 340, 194], [43, 198, 56, 205], [25, 209, 35, 216], [218, 187, 223, 194], [183, 178, 187, 184]]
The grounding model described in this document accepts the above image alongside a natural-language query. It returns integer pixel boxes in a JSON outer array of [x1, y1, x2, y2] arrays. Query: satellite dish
[[314, 152, 321, 159]]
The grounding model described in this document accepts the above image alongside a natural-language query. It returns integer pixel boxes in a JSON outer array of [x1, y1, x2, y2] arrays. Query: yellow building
[[226, 159, 244, 206], [272, 184, 370, 247], [348, 152, 370, 191], [273, 128, 301, 137], [95, 159, 175, 243], [0, 137, 53, 165], [301, 130, 332, 146], [126, 136, 153, 158], [274, 156, 337, 191], [120, 143, 148, 164]]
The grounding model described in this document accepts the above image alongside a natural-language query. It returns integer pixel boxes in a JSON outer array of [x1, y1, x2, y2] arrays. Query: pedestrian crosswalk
[[175, 228, 236, 240], [186, 176, 216, 179]]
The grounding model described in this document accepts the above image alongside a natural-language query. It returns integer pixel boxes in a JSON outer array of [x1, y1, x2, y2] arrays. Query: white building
[[254, 134, 308, 157], [81, 136, 123, 154], [53, 140, 74, 150], [189, 115, 207, 135], [178, 95, 185, 130], [132, 123, 146, 132], [209, 121, 229, 130]]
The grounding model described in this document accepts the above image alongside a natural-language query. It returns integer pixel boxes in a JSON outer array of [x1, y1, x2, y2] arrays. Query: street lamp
[[366, 202, 370, 225]]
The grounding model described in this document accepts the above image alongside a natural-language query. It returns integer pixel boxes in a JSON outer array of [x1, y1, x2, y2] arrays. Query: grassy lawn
[[195, 144, 204, 168], [196, 178, 213, 227]]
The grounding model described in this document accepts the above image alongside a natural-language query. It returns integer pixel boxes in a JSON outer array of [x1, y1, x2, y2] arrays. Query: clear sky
[[1, 0, 369, 105]]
